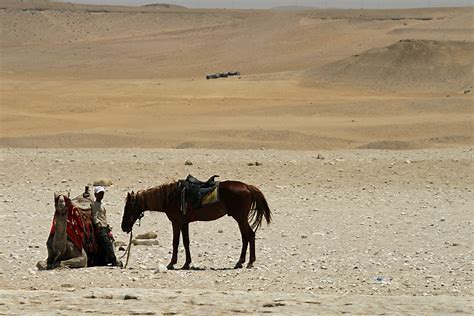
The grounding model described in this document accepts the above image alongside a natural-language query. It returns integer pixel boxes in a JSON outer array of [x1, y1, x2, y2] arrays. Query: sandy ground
[[0, 1, 473, 315], [0, 148, 473, 315]]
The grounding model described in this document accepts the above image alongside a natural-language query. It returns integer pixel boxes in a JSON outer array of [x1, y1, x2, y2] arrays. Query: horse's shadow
[[167, 266, 235, 271], [209, 267, 235, 271]]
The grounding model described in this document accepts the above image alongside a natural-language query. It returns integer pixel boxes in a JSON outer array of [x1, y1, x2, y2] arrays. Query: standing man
[[93, 186, 121, 267]]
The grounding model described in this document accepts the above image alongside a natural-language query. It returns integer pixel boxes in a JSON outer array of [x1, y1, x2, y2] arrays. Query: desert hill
[[0, 2, 473, 149], [307, 39, 474, 92], [1, 3, 472, 80], [142, 3, 187, 10]]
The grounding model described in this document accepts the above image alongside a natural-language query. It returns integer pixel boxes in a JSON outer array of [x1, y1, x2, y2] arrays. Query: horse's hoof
[[167, 264, 175, 270], [181, 264, 190, 270], [246, 262, 254, 269], [234, 263, 243, 269]]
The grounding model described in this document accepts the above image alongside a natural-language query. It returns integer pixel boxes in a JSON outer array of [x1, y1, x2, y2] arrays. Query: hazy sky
[[63, 0, 473, 9]]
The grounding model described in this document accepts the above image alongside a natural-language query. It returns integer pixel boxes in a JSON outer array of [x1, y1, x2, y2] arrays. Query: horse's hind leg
[[234, 220, 256, 269], [246, 226, 256, 268], [234, 222, 249, 269]]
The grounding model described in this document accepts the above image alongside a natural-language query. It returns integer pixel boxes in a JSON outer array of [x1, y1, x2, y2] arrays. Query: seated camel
[[37, 189, 106, 270]]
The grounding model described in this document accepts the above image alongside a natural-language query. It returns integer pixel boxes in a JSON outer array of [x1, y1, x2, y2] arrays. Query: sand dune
[[309, 39, 474, 91], [0, 2, 473, 149]]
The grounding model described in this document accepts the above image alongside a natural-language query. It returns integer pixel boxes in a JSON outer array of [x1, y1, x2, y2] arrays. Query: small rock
[[115, 240, 127, 247], [61, 283, 74, 288], [155, 264, 168, 273], [218, 229, 223, 233], [184, 160, 193, 166], [132, 239, 159, 246], [135, 232, 158, 240], [247, 162, 255, 166], [255, 162, 263, 166], [124, 294, 138, 300], [93, 179, 113, 186]]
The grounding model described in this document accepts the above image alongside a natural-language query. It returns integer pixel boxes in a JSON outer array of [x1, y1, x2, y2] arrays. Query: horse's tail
[[247, 185, 272, 232]]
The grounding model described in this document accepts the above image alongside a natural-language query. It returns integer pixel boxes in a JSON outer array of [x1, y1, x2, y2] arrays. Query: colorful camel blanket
[[50, 205, 84, 251]]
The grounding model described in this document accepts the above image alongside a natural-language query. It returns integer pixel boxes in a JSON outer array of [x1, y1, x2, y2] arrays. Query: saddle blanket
[[201, 185, 219, 205], [183, 185, 220, 222]]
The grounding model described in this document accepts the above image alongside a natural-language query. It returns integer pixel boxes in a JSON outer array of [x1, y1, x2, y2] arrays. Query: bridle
[[130, 193, 145, 229], [121, 192, 145, 268]]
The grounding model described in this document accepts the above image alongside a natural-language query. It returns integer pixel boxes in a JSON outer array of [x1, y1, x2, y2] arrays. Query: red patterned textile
[[50, 203, 85, 251]]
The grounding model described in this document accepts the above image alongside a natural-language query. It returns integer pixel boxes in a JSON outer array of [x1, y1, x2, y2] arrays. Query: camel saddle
[[70, 188, 100, 263], [178, 175, 219, 214]]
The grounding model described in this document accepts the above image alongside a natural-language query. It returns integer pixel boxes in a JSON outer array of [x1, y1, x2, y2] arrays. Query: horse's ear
[[54, 192, 58, 199], [68, 190, 70, 198]]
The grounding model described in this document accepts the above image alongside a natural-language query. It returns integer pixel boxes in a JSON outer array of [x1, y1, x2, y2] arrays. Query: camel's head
[[122, 191, 144, 234], [54, 192, 70, 215]]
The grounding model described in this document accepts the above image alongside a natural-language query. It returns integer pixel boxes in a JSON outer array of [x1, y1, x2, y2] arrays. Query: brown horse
[[121, 181, 272, 270]]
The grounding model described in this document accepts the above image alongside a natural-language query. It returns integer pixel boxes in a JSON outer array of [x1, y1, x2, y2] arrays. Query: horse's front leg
[[167, 221, 181, 270], [181, 223, 192, 270]]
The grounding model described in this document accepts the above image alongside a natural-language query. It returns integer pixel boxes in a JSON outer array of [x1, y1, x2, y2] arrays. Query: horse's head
[[54, 192, 70, 216], [122, 191, 144, 233]]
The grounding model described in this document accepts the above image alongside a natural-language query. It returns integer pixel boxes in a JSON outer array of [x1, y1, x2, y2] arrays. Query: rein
[[120, 230, 133, 268], [120, 194, 145, 269]]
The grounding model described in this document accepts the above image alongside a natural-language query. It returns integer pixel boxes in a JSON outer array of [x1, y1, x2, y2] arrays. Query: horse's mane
[[135, 182, 178, 211]]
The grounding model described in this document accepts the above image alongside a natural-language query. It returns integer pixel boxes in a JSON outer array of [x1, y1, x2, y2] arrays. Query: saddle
[[185, 174, 219, 187], [178, 175, 219, 214], [67, 185, 92, 209]]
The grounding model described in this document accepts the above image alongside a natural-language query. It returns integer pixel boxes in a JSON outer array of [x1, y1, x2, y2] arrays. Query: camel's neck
[[53, 211, 68, 253]]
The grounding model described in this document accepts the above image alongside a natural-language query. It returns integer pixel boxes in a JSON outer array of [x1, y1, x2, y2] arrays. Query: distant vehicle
[[206, 71, 241, 80]]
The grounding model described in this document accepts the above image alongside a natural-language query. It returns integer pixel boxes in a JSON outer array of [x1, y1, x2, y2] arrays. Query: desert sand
[[0, 0, 473, 315]]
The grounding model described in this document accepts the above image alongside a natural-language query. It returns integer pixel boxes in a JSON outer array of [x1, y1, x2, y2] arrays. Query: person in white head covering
[[92, 186, 121, 267]]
